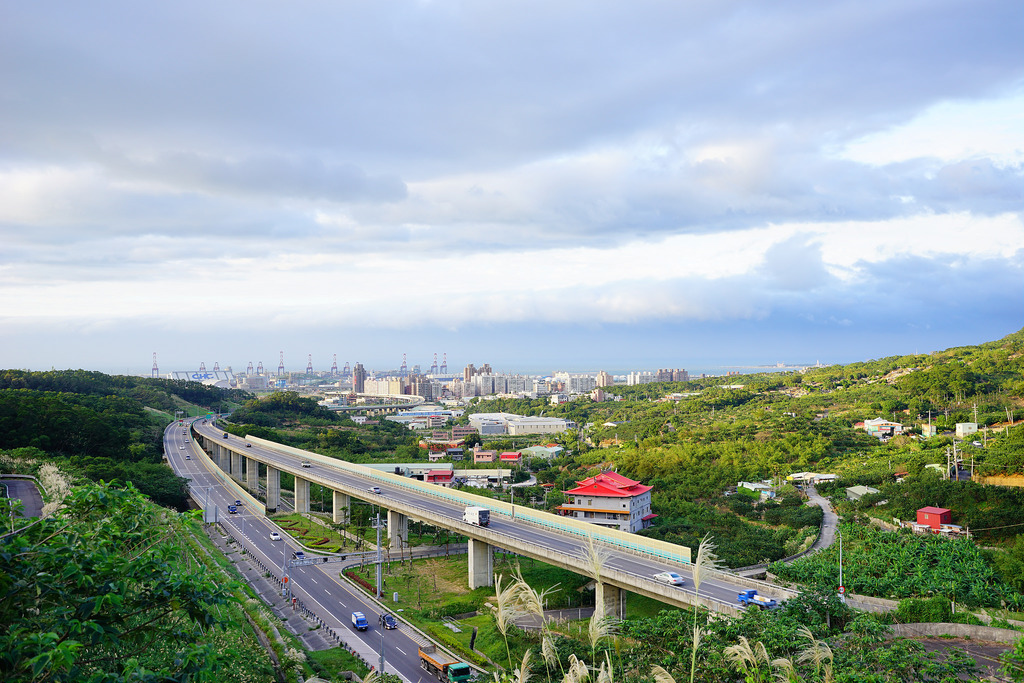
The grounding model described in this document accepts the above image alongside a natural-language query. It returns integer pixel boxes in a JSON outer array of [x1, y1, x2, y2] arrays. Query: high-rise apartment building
[[656, 368, 690, 382], [463, 363, 493, 382], [353, 363, 367, 393], [627, 371, 656, 386]]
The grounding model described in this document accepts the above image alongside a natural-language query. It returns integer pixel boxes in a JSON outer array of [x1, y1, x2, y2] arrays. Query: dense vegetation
[[822, 463, 1024, 543], [3, 329, 1024, 680], [458, 328, 1024, 582], [227, 391, 422, 461], [771, 523, 1019, 608], [0, 370, 252, 508], [0, 481, 275, 682]]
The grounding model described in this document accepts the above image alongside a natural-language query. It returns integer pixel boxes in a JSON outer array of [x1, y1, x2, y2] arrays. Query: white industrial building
[[507, 416, 573, 435]]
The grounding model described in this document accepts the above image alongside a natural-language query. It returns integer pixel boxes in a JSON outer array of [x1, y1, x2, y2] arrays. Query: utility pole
[[838, 528, 845, 604], [282, 540, 288, 599], [375, 511, 383, 600], [375, 511, 385, 674]]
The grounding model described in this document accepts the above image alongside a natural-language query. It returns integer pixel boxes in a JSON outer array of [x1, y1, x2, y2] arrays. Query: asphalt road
[[166, 422, 433, 683], [174, 419, 795, 680], [189, 421, 791, 613], [2, 478, 44, 518]]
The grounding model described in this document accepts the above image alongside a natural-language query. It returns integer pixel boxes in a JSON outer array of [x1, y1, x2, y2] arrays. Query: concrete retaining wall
[[891, 622, 1022, 643], [975, 474, 1024, 489]]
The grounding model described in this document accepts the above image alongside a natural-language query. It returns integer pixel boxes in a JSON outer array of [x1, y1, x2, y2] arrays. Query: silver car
[[654, 571, 685, 586]]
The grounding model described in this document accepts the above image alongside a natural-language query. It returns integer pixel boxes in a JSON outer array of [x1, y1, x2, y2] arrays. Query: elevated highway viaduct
[[189, 420, 796, 618]]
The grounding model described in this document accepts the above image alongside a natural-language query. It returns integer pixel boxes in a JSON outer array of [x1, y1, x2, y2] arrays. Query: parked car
[[269, 531, 281, 541], [379, 613, 398, 629], [654, 571, 685, 586]]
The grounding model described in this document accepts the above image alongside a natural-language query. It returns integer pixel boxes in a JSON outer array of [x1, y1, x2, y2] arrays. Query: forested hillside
[[463, 329, 1024, 566], [226, 390, 423, 461], [0, 370, 252, 508]]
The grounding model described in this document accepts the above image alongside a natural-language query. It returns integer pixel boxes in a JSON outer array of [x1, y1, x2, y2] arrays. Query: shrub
[[428, 599, 486, 619], [895, 596, 951, 623]]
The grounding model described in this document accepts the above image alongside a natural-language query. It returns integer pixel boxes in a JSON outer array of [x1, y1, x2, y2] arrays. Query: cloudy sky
[[2, 1, 1022, 376]]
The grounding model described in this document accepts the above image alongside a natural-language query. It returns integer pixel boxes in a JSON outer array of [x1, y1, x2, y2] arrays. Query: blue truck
[[351, 611, 369, 631], [737, 590, 778, 609]]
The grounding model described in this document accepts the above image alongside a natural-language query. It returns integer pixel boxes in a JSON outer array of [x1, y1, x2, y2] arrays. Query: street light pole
[[375, 510, 385, 674], [838, 528, 845, 604]]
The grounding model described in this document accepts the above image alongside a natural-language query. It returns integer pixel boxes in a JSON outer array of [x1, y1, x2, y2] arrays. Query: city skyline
[[2, 2, 1021, 374]]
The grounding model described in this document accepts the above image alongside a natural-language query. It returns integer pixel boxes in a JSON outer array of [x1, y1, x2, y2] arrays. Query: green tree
[[0, 482, 239, 682]]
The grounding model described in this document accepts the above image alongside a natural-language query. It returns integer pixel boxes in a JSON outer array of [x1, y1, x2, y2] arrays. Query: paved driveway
[[804, 485, 839, 552]]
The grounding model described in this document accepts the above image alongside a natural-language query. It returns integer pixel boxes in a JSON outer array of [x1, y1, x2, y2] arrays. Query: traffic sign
[[838, 585, 845, 594]]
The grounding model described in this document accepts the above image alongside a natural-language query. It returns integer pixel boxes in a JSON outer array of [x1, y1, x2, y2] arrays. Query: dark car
[[379, 613, 398, 629]]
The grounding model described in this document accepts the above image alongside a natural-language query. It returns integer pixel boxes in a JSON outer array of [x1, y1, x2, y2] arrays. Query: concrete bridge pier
[[246, 457, 259, 491], [230, 451, 242, 479], [266, 466, 280, 512], [294, 477, 310, 513], [332, 491, 351, 524], [387, 509, 408, 550], [468, 538, 494, 589], [596, 582, 627, 619]]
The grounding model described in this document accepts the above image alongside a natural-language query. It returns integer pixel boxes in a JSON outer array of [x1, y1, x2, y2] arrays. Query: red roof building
[[499, 451, 522, 464], [917, 506, 952, 531], [425, 469, 455, 487], [556, 471, 655, 533]]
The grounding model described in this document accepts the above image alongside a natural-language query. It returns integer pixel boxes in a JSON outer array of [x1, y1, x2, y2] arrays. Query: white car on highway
[[654, 571, 686, 586], [269, 532, 281, 541]]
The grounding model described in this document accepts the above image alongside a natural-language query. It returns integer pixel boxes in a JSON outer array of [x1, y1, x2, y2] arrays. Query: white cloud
[[0, 1, 1021, 370], [837, 89, 1024, 167]]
